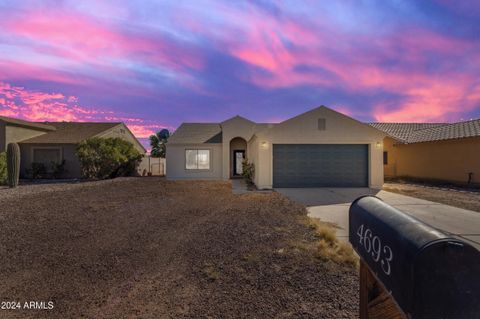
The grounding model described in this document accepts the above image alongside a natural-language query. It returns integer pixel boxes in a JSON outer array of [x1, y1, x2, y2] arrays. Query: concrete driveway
[[276, 188, 480, 249]]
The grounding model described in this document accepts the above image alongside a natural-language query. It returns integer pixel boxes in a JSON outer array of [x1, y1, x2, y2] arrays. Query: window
[[318, 118, 326, 130], [383, 151, 388, 165], [186, 149, 210, 170]]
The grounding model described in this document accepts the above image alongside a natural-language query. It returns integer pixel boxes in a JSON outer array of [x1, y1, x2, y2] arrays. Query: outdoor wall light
[[261, 141, 269, 149], [375, 141, 383, 149]]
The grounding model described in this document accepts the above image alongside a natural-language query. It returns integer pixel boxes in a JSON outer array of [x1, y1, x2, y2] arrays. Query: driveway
[[276, 188, 480, 249]]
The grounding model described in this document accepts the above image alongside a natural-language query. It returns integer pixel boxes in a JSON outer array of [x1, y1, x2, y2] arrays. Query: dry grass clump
[[202, 262, 221, 281], [307, 218, 358, 266]]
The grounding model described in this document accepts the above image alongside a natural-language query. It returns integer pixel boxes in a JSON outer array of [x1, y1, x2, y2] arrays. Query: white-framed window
[[185, 149, 210, 170]]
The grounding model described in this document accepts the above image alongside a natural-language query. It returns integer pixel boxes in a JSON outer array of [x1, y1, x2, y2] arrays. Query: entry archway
[[229, 137, 247, 178]]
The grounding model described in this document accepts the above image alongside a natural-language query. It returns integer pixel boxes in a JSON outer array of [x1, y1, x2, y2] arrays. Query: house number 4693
[[357, 224, 393, 276]]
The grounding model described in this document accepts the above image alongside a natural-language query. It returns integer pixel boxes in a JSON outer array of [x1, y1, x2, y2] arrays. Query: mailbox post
[[349, 195, 480, 319]]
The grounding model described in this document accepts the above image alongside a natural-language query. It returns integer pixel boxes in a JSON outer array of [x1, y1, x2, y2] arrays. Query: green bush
[[242, 159, 255, 185], [0, 152, 6, 185], [76, 137, 143, 179]]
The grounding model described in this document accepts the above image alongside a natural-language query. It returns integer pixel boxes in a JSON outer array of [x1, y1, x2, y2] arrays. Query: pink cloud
[[214, 11, 479, 122], [0, 60, 86, 85], [0, 82, 169, 139], [127, 125, 168, 139], [2, 10, 204, 72], [373, 78, 479, 122]]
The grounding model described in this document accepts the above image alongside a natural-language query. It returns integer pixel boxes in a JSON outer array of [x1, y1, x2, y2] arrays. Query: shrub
[[27, 162, 47, 179], [51, 160, 66, 179], [0, 152, 6, 185], [307, 218, 358, 266], [242, 159, 255, 185], [76, 137, 143, 179]]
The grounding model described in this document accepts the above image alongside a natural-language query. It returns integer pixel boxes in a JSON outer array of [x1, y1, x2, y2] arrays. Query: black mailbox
[[349, 195, 480, 319]]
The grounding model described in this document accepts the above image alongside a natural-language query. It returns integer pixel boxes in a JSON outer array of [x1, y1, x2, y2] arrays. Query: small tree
[[76, 137, 143, 179], [150, 129, 170, 158], [242, 159, 255, 185]]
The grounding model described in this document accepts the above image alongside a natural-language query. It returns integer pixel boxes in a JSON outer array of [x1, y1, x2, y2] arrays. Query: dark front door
[[233, 150, 245, 176], [273, 144, 369, 187]]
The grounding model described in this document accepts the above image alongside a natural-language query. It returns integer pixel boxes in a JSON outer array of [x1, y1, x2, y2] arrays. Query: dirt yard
[[0, 178, 358, 318], [383, 182, 480, 212]]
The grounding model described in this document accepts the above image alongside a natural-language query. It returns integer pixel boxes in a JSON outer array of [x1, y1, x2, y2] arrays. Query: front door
[[233, 150, 245, 176]]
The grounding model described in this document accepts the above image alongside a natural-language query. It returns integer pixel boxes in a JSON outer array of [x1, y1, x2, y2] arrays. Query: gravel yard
[[0, 178, 358, 318], [383, 182, 480, 212]]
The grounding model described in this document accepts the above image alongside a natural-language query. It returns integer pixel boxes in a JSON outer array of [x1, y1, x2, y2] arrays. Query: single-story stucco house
[[166, 106, 387, 189], [0, 116, 146, 178], [370, 120, 480, 186]]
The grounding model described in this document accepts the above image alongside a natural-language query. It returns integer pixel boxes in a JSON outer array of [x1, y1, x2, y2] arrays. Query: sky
[[1, 0, 479, 148]]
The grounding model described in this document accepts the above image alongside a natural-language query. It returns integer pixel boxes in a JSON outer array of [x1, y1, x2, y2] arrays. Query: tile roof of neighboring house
[[20, 122, 121, 144], [168, 123, 222, 144], [369, 123, 446, 142], [0, 116, 56, 131], [406, 119, 480, 143], [370, 120, 480, 144]]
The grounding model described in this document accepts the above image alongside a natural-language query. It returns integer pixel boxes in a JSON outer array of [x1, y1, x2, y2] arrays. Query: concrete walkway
[[276, 188, 480, 249], [231, 179, 249, 194]]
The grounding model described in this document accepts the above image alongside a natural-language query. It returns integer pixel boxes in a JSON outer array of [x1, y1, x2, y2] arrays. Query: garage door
[[273, 144, 368, 188]]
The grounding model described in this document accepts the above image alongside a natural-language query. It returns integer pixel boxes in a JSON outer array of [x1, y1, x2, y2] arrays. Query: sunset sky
[[1, 1, 479, 147]]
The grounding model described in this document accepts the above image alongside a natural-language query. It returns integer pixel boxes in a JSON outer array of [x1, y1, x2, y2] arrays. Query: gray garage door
[[273, 144, 368, 188]]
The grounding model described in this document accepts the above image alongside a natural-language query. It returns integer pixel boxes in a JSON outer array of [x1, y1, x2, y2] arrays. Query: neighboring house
[[166, 106, 386, 189], [371, 120, 480, 185], [0, 116, 146, 178]]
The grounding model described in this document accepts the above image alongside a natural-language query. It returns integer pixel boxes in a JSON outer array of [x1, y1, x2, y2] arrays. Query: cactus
[[6, 142, 20, 188]]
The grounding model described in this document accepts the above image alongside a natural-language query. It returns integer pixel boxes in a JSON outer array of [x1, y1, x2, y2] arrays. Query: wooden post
[[360, 260, 369, 319], [359, 260, 407, 319]]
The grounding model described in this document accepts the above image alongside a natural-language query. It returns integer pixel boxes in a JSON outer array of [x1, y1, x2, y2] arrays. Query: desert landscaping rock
[[383, 182, 480, 212], [0, 178, 358, 318]]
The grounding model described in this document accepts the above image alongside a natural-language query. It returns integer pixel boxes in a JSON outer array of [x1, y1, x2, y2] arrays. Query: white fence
[[137, 156, 166, 176]]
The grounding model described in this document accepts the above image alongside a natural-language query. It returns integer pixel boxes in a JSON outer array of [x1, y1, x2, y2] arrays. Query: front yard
[[0, 178, 358, 318]]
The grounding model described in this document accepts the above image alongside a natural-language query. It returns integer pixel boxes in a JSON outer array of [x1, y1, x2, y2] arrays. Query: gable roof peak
[[221, 115, 255, 124]]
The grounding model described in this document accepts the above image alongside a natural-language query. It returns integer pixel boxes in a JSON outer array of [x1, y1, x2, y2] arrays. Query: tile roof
[[0, 116, 56, 131], [168, 123, 222, 144], [406, 119, 480, 143], [20, 122, 121, 144], [369, 123, 446, 142], [370, 120, 480, 143]]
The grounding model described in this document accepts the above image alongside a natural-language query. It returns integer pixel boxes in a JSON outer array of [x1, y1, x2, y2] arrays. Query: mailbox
[[349, 195, 480, 319]]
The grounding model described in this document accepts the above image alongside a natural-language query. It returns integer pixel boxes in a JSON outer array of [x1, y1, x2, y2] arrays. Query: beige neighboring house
[[0, 116, 146, 178], [371, 120, 480, 185], [167, 106, 386, 189]]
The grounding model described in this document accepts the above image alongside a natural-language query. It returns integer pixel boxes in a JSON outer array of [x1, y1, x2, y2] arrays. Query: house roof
[[371, 120, 480, 144], [169, 107, 480, 146], [406, 119, 480, 143], [168, 123, 222, 144], [20, 122, 121, 144], [369, 123, 446, 142], [0, 116, 56, 131], [221, 115, 255, 125]]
